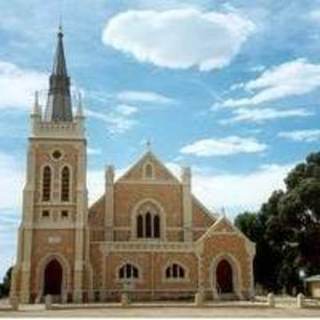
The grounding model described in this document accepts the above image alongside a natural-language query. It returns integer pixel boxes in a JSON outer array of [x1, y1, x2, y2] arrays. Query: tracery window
[[42, 166, 52, 201], [61, 166, 70, 202], [165, 263, 185, 279], [136, 202, 161, 239], [119, 263, 139, 280]]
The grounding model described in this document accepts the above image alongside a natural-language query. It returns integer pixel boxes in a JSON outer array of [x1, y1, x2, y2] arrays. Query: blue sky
[[1, 0, 320, 279]]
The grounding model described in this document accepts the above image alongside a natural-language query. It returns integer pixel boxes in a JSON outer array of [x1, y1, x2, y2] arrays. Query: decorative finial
[[76, 91, 84, 117], [146, 139, 152, 151], [32, 90, 41, 115], [57, 13, 63, 38]]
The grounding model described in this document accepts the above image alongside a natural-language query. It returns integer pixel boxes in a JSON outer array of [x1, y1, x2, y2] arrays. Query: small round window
[[52, 150, 62, 160]]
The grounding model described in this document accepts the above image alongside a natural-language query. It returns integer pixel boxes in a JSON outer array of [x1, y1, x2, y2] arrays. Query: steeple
[[44, 26, 73, 122]]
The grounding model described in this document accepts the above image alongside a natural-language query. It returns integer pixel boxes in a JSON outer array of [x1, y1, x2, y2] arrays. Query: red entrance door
[[216, 259, 233, 293], [43, 259, 63, 296]]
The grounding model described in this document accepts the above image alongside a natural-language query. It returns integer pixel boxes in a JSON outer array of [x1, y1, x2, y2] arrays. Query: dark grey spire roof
[[44, 27, 73, 122]]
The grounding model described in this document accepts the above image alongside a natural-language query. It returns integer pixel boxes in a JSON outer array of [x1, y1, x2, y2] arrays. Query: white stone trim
[[116, 180, 179, 185], [131, 198, 166, 241], [117, 151, 181, 185], [210, 253, 242, 299], [162, 261, 190, 282], [102, 241, 194, 254], [35, 253, 71, 302]]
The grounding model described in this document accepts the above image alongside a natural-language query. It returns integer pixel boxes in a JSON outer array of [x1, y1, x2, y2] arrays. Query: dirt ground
[[1, 298, 320, 318]]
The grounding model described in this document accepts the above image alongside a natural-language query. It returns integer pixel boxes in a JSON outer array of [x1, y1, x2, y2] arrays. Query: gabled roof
[[196, 214, 255, 247], [116, 150, 180, 184]]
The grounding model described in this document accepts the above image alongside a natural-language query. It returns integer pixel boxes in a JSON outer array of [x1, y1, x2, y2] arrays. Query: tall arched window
[[42, 166, 51, 201], [165, 263, 185, 279], [144, 163, 154, 179], [119, 263, 139, 280], [145, 212, 152, 237], [137, 215, 143, 238], [135, 201, 163, 239], [61, 166, 70, 202], [154, 215, 160, 238]]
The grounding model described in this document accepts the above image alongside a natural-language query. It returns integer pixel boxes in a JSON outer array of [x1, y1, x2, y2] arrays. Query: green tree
[[0, 267, 13, 298], [235, 151, 320, 294]]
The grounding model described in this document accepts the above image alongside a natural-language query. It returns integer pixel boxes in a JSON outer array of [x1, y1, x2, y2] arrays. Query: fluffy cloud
[[180, 136, 267, 157], [87, 147, 102, 155], [278, 129, 320, 142], [86, 108, 137, 135], [220, 107, 312, 124], [223, 59, 320, 107], [0, 60, 47, 109], [309, 9, 320, 23], [103, 9, 255, 71], [115, 104, 138, 116], [117, 90, 174, 104], [192, 163, 294, 214]]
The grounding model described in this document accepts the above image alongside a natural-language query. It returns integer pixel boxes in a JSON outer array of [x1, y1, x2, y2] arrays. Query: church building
[[10, 29, 255, 304]]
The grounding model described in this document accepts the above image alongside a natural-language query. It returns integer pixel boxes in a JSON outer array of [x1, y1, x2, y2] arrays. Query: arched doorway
[[43, 259, 63, 296], [216, 259, 233, 293]]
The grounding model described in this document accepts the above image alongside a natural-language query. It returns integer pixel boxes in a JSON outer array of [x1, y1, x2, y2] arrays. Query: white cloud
[[117, 90, 174, 104], [86, 108, 137, 135], [309, 9, 320, 22], [87, 147, 102, 155], [180, 136, 267, 157], [103, 8, 255, 71], [192, 163, 294, 215], [0, 60, 47, 109], [223, 59, 320, 107], [0, 152, 24, 210], [220, 107, 312, 124], [278, 129, 320, 142], [115, 104, 138, 115]]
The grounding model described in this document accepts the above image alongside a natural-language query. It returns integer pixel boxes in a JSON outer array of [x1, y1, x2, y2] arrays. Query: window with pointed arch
[[144, 163, 154, 179], [165, 263, 186, 280], [42, 166, 52, 201], [61, 166, 71, 202], [136, 202, 161, 239], [118, 263, 139, 280]]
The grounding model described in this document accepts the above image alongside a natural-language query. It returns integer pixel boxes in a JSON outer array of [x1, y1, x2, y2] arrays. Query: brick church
[[10, 29, 255, 303]]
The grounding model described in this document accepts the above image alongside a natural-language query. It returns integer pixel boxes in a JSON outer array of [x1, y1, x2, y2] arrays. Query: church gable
[[117, 151, 180, 184], [198, 216, 248, 241], [192, 196, 216, 228]]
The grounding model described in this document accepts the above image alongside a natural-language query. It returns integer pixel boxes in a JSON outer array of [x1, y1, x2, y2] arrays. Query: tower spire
[[44, 26, 73, 122]]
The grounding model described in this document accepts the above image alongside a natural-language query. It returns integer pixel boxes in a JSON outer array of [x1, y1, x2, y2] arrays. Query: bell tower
[[10, 27, 88, 303]]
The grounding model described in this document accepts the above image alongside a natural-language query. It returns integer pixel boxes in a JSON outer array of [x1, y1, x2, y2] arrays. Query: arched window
[[145, 212, 152, 237], [135, 201, 162, 239], [144, 163, 154, 179], [154, 215, 160, 238], [136, 213, 160, 239], [165, 263, 185, 279], [137, 215, 143, 238], [42, 166, 51, 201], [61, 166, 70, 202], [119, 263, 139, 280]]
